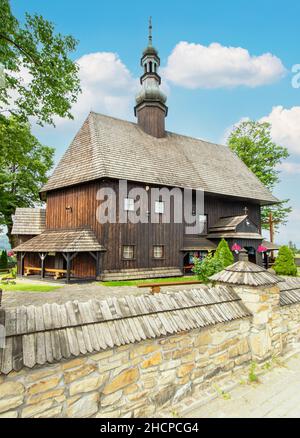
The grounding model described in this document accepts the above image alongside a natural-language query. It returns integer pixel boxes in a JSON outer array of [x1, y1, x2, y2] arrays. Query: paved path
[[1, 279, 197, 308], [185, 354, 300, 418]]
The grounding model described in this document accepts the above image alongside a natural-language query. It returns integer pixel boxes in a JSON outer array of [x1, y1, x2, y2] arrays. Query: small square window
[[122, 245, 135, 260], [124, 198, 134, 211], [153, 245, 164, 259], [155, 201, 164, 214]]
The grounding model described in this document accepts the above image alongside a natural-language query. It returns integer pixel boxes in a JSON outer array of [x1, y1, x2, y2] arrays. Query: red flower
[[7, 250, 14, 257], [257, 245, 268, 253], [231, 243, 241, 252]]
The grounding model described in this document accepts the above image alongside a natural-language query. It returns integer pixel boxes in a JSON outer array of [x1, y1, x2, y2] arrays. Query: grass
[[98, 275, 198, 287], [0, 282, 63, 292]]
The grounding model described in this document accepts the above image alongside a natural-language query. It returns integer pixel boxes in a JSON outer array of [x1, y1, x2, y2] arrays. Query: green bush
[[0, 250, 8, 269], [214, 238, 234, 268], [274, 245, 297, 276], [192, 251, 224, 284]]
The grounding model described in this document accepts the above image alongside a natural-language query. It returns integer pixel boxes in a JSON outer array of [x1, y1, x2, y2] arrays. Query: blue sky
[[10, 0, 300, 246]]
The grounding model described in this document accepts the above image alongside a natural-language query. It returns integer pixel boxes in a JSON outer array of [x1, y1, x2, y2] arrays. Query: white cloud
[[57, 52, 138, 125], [162, 41, 286, 89], [277, 162, 300, 174], [260, 106, 300, 155]]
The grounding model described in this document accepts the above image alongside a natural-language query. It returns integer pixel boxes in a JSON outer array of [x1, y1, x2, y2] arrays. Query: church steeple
[[134, 18, 168, 138]]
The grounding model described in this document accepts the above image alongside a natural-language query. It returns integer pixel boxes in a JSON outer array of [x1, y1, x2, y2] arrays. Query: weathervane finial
[[148, 16, 152, 46]]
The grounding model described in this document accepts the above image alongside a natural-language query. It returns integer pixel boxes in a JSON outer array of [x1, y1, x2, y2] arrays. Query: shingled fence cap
[[209, 261, 283, 287]]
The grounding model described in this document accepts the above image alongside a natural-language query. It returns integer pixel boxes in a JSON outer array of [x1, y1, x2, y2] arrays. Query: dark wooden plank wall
[[72, 253, 96, 278], [136, 106, 166, 138], [45, 179, 261, 273]]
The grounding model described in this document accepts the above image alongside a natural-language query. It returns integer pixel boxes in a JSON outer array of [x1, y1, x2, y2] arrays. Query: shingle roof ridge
[[90, 110, 229, 148]]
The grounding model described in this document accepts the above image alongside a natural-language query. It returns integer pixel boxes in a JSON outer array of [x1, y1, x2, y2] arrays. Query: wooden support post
[[96, 252, 101, 280], [20, 252, 26, 277], [66, 253, 71, 283], [89, 251, 102, 280], [265, 252, 269, 270], [62, 252, 77, 283], [39, 253, 47, 279]]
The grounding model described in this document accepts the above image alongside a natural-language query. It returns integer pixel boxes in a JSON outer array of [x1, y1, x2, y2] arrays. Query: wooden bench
[[24, 267, 41, 276], [138, 280, 202, 294], [45, 268, 72, 280], [24, 267, 73, 280]]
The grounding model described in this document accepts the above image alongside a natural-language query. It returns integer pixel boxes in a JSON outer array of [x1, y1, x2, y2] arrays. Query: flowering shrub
[[192, 251, 223, 284], [257, 245, 268, 253], [231, 243, 241, 253]]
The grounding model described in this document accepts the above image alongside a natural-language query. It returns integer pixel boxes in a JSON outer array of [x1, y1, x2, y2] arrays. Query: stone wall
[[280, 302, 300, 352], [0, 318, 251, 418], [1, 280, 300, 418]]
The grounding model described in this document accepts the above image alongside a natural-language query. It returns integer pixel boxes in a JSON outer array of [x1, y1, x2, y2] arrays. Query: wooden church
[[12, 21, 279, 282]]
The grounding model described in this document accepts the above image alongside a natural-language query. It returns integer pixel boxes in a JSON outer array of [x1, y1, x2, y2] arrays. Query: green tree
[[227, 120, 291, 230], [192, 252, 223, 284], [214, 238, 234, 268], [0, 250, 8, 269], [288, 241, 298, 255], [0, 116, 54, 245], [0, 0, 81, 126], [273, 246, 297, 276]]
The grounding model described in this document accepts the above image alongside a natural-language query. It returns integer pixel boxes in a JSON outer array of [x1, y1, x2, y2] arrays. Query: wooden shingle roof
[[0, 286, 251, 374], [208, 215, 263, 240], [11, 208, 46, 236], [181, 237, 217, 251], [210, 261, 282, 287], [209, 215, 247, 232], [13, 229, 105, 253], [41, 112, 278, 205], [279, 277, 300, 306]]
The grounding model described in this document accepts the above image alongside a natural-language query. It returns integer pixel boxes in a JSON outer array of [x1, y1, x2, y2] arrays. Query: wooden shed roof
[[41, 112, 278, 205], [209, 215, 247, 232], [208, 232, 263, 240], [210, 261, 282, 287], [0, 286, 251, 374], [13, 229, 105, 253], [11, 208, 46, 236], [181, 237, 217, 251], [262, 240, 280, 251], [208, 215, 262, 240]]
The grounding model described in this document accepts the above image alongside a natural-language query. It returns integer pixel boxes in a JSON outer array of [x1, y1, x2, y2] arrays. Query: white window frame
[[122, 245, 135, 260], [155, 201, 165, 214], [124, 198, 135, 212]]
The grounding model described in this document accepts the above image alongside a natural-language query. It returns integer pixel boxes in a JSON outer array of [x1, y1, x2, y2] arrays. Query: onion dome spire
[[134, 17, 168, 138]]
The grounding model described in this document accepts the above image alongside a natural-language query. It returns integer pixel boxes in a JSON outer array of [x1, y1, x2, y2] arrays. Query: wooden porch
[[13, 229, 106, 283]]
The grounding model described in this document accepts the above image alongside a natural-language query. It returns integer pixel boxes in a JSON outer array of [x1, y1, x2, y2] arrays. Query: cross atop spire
[[148, 16, 152, 46]]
